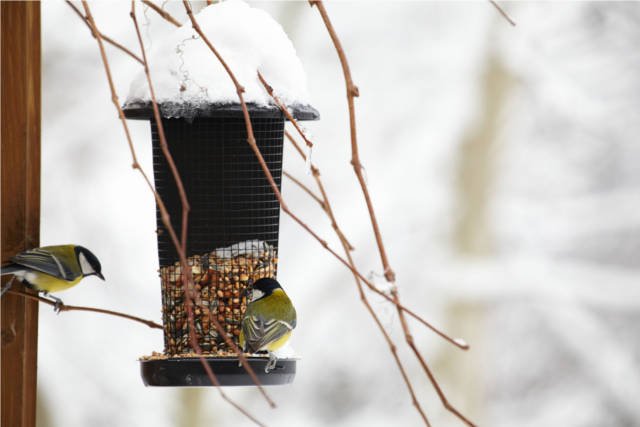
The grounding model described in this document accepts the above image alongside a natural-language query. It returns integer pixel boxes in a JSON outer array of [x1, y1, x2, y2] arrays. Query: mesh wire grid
[[151, 115, 284, 354]]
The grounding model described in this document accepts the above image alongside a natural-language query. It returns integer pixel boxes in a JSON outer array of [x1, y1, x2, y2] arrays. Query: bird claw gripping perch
[[265, 352, 278, 373], [44, 292, 65, 314]]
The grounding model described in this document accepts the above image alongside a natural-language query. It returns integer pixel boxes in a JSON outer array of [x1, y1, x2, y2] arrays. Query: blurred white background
[[38, 1, 640, 426]]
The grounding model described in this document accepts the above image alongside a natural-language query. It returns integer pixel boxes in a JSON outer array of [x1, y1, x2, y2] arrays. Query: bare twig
[[283, 170, 324, 207], [282, 104, 466, 351], [65, 1, 143, 65], [344, 245, 431, 426], [78, 1, 192, 306], [328, 190, 431, 426], [129, 2, 190, 267], [185, 0, 468, 353], [7, 289, 162, 329], [309, 0, 394, 283], [284, 130, 306, 160], [489, 0, 516, 27], [79, 0, 187, 294], [272, 82, 435, 422], [257, 72, 312, 148], [78, 3, 267, 424], [310, 2, 475, 425], [130, 0, 275, 412], [142, 0, 181, 27], [279, 159, 430, 426], [152, 3, 472, 426], [394, 295, 476, 426]]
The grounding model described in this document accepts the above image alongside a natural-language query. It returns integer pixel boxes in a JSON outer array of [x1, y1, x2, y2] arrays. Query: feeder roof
[[123, 0, 318, 121]]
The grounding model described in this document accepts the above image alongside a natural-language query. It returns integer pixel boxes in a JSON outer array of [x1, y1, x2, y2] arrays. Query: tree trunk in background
[[1, 2, 41, 427], [176, 388, 207, 427], [454, 54, 512, 256], [444, 53, 513, 423]]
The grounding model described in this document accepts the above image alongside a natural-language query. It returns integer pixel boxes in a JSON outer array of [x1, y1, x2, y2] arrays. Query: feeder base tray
[[140, 357, 296, 386]]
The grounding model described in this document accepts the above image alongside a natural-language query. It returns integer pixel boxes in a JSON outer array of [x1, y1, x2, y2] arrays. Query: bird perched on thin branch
[[1, 245, 105, 310], [240, 277, 296, 373]]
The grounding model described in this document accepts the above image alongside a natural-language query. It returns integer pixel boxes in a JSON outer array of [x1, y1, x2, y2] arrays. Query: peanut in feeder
[[123, 0, 318, 386]]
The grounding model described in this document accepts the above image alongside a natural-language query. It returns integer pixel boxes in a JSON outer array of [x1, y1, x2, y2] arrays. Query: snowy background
[[38, 1, 640, 427]]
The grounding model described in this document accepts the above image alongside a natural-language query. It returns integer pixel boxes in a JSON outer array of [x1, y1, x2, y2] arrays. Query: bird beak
[[96, 272, 105, 281]]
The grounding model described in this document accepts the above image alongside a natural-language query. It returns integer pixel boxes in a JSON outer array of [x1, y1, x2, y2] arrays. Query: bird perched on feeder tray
[[1, 245, 105, 310], [240, 277, 296, 373]]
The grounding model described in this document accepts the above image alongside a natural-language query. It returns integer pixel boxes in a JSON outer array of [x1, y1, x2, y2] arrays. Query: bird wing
[[11, 248, 76, 281], [241, 314, 294, 353]]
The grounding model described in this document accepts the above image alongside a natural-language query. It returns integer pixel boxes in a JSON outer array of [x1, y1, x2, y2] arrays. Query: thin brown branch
[[258, 81, 351, 251], [8, 289, 162, 329], [260, 67, 432, 423], [184, 4, 470, 425], [130, 2, 191, 264], [285, 130, 307, 161], [309, 161, 430, 424], [310, 3, 475, 425], [142, 0, 181, 27], [284, 118, 466, 350], [130, 1, 274, 412], [300, 170, 469, 348], [283, 169, 354, 251], [184, 327, 268, 427], [283, 171, 324, 207], [309, 0, 395, 283], [78, 3, 265, 423], [310, 168, 355, 252], [65, 1, 144, 65], [286, 124, 433, 426], [306, 0, 471, 341], [72, 1, 270, 422], [76, 0, 268, 422], [344, 247, 431, 426], [489, 0, 516, 27], [274, 97, 429, 424], [185, 0, 468, 352], [327, 190, 430, 426], [394, 293, 476, 427], [78, 0, 190, 313], [257, 72, 312, 148]]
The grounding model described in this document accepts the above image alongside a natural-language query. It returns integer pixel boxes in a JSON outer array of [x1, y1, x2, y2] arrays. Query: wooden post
[[1, 2, 41, 427]]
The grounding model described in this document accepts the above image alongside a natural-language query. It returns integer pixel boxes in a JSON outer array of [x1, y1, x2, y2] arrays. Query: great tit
[[1, 245, 105, 309], [240, 277, 296, 373]]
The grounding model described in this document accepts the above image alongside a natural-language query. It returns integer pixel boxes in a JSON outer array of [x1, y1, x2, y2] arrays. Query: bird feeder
[[123, 0, 318, 386]]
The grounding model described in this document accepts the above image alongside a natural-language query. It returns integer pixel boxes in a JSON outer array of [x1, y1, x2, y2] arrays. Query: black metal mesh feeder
[[125, 101, 319, 386]]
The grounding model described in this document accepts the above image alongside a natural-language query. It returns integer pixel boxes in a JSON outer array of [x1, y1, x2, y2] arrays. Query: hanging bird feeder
[[123, 0, 318, 386]]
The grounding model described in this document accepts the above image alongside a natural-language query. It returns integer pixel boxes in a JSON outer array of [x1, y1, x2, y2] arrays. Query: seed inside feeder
[[157, 240, 277, 357]]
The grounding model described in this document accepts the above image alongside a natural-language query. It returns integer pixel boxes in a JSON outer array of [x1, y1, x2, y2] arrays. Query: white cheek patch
[[250, 289, 264, 302], [78, 252, 94, 275]]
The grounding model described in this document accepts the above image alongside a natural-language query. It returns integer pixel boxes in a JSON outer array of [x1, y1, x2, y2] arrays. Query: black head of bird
[[250, 277, 282, 302], [75, 246, 105, 280]]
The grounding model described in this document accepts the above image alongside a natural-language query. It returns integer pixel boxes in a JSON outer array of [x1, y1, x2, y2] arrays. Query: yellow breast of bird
[[264, 330, 292, 352], [26, 272, 82, 293]]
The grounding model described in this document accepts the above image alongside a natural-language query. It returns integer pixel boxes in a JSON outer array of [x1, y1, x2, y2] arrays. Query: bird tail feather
[[1, 264, 21, 297], [1, 264, 21, 276]]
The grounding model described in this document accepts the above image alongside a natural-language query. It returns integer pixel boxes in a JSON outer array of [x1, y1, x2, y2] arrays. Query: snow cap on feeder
[[123, 0, 318, 121]]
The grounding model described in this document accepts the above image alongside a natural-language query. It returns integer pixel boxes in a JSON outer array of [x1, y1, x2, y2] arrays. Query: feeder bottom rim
[[139, 353, 301, 361]]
